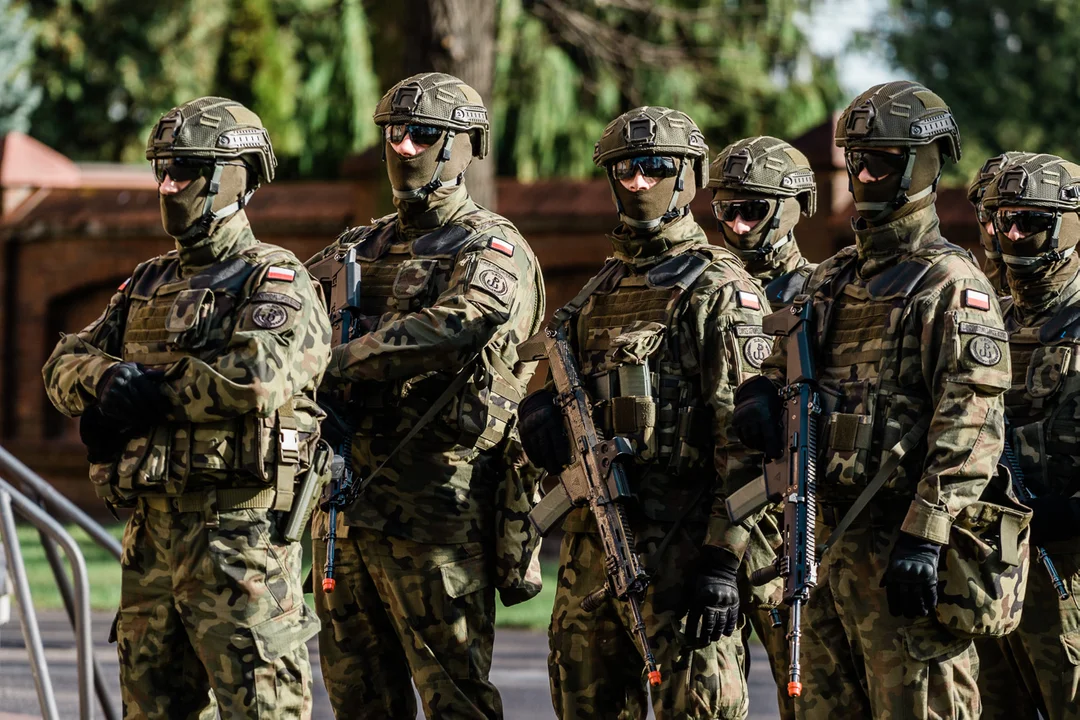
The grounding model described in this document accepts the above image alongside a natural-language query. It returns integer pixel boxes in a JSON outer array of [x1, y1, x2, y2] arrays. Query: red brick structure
[[0, 123, 984, 513]]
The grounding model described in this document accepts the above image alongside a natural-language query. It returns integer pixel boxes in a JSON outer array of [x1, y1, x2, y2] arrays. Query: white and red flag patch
[[736, 291, 761, 310], [266, 266, 296, 282], [118, 278, 130, 291], [490, 237, 515, 257], [963, 289, 990, 311]]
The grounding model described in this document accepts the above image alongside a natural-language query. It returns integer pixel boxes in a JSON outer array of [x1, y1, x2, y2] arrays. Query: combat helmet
[[146, 97, 276, 236], [373, 72, 489, 201], [708, 136, 816, 258], [982, 153, 1080, 267], [835, 80, 961, 220], [967, 151, 1033, 212], [593, 106, 709, 231]]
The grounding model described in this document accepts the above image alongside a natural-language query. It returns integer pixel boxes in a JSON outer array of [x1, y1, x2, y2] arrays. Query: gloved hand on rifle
[[686, 546, 741, 647], [96, 362, 169, 428], [881, 532, 942, 619], [732, 375, 784, 460], [518, 389, 573, 475], [79, 404, 133, 464], [1026, 496, 1080, 545]]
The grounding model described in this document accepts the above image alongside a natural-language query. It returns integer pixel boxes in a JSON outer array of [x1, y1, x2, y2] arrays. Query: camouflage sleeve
[[161, 260, 332, 421], [901, 273, 1010, 544], [328, 228, 537, 382], [41, 281, 130, 417], [689, 274, 772, 559]]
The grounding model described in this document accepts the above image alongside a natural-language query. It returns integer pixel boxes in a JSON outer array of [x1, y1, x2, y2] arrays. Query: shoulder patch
[[736, 290, 761, 311], [251, 303, 290, 330], [118, 277, 130, 291], [967, 336, 1002, 366], [742, 336, 772, 369], [266, 266, 296, 283], [962, 289, 990, 311], [490, 237, 515, 257]]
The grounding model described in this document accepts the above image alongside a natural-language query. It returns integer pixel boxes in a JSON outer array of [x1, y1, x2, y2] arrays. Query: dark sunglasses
[[975, 204, 992, 225], [152, 157, 216, 184], [712, 199, 772, 223], [385, 124, 443, 146], [844, 149, 909, 178], [612, 155, 679, 181], [993, 209, 1059, 236]]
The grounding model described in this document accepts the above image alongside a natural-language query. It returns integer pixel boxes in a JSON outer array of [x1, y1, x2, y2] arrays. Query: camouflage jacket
[[761, 205, 1010, 545], [306, 186, 545, 544], [560, 213, 771, 558], [744, 232, 817, 310], [1004, 269, 1080, 504], [42, 211, 332, 500]]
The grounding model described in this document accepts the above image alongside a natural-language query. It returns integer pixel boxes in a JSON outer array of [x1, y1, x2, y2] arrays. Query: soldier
[[733, 81, 1009, 718], [306, 72, 545, 719], [520, 106, 766, 719], [978, 152, 1080, 719], [707, 135, 819, 720], [967, 152, 1034, 296], [42, 97, 330, 719]]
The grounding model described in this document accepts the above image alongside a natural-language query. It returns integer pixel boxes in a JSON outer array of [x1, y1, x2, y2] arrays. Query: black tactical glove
[[686, 546, 741, 647], [79, 404, 132, 464], [518, 389, 572, 475], [881, 532, 942, 619], [732, 375, 784, 460], [96, 362, 169, 428], [1026, 496, 1080, 546], [317, 397, 353, 449]]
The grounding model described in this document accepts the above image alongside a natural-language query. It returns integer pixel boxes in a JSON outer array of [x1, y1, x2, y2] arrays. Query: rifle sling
[[817, 416, 931, 560]]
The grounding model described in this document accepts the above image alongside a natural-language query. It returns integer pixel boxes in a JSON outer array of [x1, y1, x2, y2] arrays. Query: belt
[[140, 487, 276, 513]]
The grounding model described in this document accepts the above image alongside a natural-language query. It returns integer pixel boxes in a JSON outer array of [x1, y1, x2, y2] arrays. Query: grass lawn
[[11, 522, 557, 631]]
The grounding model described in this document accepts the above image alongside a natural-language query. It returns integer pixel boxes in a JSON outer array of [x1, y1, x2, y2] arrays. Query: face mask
[[159, 164, 249, 243], [719, 198, 803, 254], [385, 131, 473, 200], [849, 144, 941, 222], [613, 175, 679, 226], [1000, 211, 1079, 277]]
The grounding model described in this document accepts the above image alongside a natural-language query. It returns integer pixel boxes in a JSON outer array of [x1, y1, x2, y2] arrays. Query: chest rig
[[332, 210, 524, 451], [567, 247, 731, 475], [811, 241, 968, 501], [102, 245, 319, 504], [1005, 302, 1080, 495]]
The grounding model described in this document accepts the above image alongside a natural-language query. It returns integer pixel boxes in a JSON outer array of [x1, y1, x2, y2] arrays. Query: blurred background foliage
[[13, 0, 842, 181]]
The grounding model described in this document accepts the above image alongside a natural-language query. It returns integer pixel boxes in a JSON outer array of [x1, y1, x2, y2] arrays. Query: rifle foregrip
[[751, 564, 780, 587], [582, 587, 609, 612]]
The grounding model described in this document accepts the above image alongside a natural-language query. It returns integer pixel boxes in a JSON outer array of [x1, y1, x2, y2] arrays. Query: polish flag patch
[[737, 291, 761, 310], [266, 266, 296, 282], [118, 278, 130, 291], [963, 289, 990, 311], [490, 237, 515, 257]]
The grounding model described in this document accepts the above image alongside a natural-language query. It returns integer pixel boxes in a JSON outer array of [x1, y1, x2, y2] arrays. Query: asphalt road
[[0, 611, 781, 719]]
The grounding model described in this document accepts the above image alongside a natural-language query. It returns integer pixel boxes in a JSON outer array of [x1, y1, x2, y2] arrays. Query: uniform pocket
[[440, 554, 491, 599], [1060, 628, 1080, 667], [1027, 345, 1071, 397], [165, 288, 215, 350], [248, 604, 320, 662], [392, 258, 438, 308]]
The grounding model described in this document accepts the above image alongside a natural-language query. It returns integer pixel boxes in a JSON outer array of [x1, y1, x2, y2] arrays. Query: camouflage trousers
[[795, 521, 980, 720], [973, 636, 1040, 719], [116, 497, 318, 720], [548, 529, 748, 720], [311, 515, 502, 719], [979, 547, 1080, 719]]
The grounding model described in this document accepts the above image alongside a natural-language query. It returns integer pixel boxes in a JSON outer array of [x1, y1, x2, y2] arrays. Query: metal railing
[[0, 444, 122, 720]]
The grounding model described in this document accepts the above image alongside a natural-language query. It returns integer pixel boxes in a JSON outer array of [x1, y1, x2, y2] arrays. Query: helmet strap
[[854, 150, 935, 223], [391, 130, 463, 202], [612, 158, 691, 232]]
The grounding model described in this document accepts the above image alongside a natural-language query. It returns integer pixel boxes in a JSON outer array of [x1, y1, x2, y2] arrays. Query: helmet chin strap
[[611, 158, 691, 232], [852, 150, 935, 223], [391, 130, 464, 202], [723, 202, 789, 261], [177, 163, 256, 243], [1002, 213, 1075, 267]]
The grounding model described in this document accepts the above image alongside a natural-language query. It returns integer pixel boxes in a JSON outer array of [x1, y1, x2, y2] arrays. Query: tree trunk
[[402, 0, 497, 209]]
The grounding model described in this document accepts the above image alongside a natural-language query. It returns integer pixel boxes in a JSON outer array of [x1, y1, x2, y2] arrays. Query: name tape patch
[[962, 289, 990, 311], [266, 266, 296, 283], [733, 324, 766, 337], [958, 321, 1008, 342], [736, 291, 761, 311]]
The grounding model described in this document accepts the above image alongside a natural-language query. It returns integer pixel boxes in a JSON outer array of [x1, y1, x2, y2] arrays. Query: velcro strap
[[827, 413, 872, 452], [141, 487, 276, 513], [999, 513, 1022, 566], [610, 396, 656, 435]]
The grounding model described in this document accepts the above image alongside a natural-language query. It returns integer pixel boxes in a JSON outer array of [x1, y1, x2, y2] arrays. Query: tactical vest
[[811, 241, 971, 502], [1004, 300, 1080, 496], [93, 245, 321, 503], [329, 210, 529, 451], [764, 264, 815, 309]]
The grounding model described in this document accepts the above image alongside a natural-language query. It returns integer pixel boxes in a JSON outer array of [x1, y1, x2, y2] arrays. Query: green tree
[[0, 0, 42, 134], [873, 0, 1080, 182]]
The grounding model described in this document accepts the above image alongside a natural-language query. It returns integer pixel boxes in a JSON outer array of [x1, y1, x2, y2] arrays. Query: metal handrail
[[0, 476, 93, 720]]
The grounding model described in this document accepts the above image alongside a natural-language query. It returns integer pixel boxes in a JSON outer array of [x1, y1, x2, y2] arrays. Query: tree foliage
[[873, 0, 1080, 183], [0, 0, 42, 134]]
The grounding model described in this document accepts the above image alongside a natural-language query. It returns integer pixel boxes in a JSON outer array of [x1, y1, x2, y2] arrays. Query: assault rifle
[[725, 296, 820, 698], [1001, 423, 1070, 601], [524, 322, 662, 687], [306, 247, 363, 593]]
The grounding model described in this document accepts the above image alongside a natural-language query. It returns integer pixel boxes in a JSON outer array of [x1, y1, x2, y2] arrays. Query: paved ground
[[0, 611, 781, 719]]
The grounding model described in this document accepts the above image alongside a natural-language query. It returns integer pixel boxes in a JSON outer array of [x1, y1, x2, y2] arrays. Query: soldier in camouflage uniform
[[42, 97, 331, 719], [706, 135, 819, 720], [976, 153, 1080, 719], [734, 81, 1010, 718], [306, 72, 545, 719], [968, 152, 1034, 296], [521, 106, 767, 719]]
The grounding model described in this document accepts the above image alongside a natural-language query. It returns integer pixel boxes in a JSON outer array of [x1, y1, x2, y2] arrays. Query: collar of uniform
[[608, 211, 708, 268], [853, 203, 941, 278], [394, 184, 475, 236], [743, 233, 808, 283], [176, 210, 257, 273]]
